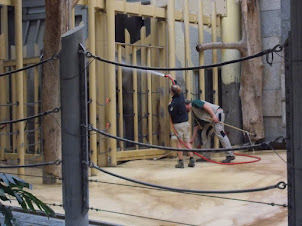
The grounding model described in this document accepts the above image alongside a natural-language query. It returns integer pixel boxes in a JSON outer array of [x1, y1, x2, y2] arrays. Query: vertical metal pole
[[287, 1, 302, 224], [60, 24, 89, 226]]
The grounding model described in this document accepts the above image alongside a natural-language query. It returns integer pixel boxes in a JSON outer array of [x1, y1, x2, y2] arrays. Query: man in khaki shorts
[[168, 85, 195, 168]]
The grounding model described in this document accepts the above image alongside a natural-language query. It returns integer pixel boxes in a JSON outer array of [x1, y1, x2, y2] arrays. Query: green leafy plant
[[0, 173, 55, 225]]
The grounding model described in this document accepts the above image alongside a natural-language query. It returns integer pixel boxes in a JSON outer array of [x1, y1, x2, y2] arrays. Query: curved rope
[[86, 161, 286, 194], [0, 53, 59, 77], [87, 125, 268, 153], [0, 160, 61, 168], [83, 44, 283, 71]]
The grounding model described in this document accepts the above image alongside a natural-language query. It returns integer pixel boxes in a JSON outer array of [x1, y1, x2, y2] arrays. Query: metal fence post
[[287, 1, 302, 224], [60, 24, 89, 226]]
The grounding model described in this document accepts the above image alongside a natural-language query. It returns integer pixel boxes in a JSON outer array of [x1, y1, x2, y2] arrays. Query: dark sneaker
[[221, 156, 235, 163], [188, 158, 195, 167], [175, 160, 184, 168]]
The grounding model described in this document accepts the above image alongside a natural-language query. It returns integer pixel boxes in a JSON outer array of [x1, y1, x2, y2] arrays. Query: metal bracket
[[215, 0, 227, 17]]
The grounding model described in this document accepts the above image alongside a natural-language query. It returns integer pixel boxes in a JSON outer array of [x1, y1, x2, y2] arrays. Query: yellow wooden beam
[[114, 1, 165, 18], [106, 0, 117, 166], [116, 149, 170, 161], [1, 6, 8, 59], [77, 0, 88, 6], [77, 0, 211, 25], [3, 153, 43, 162], [115, 41, 163, 49], [14, 0, 25, 177], [88, 0, 97, 174], [3, 57, 40, 67], [198, 0, 205, 100], [0, 0, 13, 6], [175, 10, 210, 25]]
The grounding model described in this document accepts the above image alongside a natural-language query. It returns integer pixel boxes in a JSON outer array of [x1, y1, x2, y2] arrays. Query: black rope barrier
[[46, 202, 195, 225], [88, 206, 197, 226], [0, 171, 61, 180], [87, 125, 267, 153], [85, 161, 286, 194], [0, 159, 61, 168], [0, 107, 60, 125], [82, 44, 283, 71], [88, 179, 288, 208], [0, 53, 59, 77]]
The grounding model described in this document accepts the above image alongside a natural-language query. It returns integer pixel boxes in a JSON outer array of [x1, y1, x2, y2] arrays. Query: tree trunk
[[196, 0, 264, 142], [42, 0, 78, 183], [239, 0, 264, 141]]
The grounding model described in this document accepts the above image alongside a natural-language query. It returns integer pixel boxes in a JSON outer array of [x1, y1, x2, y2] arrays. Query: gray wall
[[260, 0, 289, 142]]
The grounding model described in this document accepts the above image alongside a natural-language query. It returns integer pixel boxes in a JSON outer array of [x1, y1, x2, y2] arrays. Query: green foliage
[[0, 173, 55, 225]]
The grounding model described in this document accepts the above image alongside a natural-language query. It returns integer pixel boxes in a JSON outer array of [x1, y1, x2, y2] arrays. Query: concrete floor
[[2, 150, 288, 226]]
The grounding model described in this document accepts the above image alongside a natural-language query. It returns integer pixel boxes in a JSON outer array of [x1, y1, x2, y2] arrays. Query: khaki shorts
[[171, 121, 191, 143]]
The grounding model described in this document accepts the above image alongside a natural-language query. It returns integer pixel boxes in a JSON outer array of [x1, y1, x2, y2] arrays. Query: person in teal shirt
[[185, 99, 235, 163]]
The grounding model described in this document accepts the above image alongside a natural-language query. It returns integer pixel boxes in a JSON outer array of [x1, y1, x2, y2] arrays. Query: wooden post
[[0, 6, 9, 157], [11, 46, 17, 154], [221, 0, 242, 145], [147, 48, 152, 144], [71, 8, 75, 29], [132, 46, 138, 149], [167, 0, 176, 148], [95, 12, 107, 166], [0, 35, 7, 160], [167, 0, 176, 79], [198, 0, 205, 101], [34, 44, 40, 154], [184, 0, 191, 101], [14, 0, 25, 177], [211, 2, 219, 149], [158, 21, 169, 147], [151, 18, 159, 145], [23, 46, 28, 153], [88, 0, 97, 173], [106, 0, 117, 166], [117, 44, 124, 150], [140, 27, 148, 144], [1, 6, 8, 59]]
